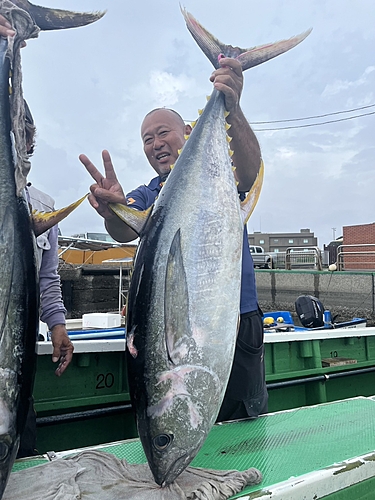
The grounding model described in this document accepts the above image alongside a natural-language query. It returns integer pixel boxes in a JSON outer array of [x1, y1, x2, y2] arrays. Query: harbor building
[[248, 229, 318, 253]]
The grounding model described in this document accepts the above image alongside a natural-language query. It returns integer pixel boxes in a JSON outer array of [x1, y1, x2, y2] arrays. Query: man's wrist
[[50, 323, 66, 332]]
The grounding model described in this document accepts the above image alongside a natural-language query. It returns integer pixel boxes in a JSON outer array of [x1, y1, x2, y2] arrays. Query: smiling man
[[141, 108, 192, 178], [80, 56, 268, 423]]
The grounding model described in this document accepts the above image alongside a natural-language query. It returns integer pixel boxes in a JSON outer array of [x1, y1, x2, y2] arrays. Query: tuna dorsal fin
[[109, 203, 152, 236], [31, 193, 87, 237], [240, 160, 264, 225], [165, 229, 191, 366], [181, 7, 311, 71], [12, 0, 105, 30]]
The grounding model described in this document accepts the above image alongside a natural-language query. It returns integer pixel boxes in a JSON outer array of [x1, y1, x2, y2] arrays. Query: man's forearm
[[228, 107, 261, 192]]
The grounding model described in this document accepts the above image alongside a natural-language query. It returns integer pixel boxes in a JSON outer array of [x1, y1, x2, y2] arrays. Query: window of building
[[274, 249, 279, 253], [289, 239, 294, 244], [303, 239, 309, 244], [259, 239, 264, 244], [273, 239, 278, 243]]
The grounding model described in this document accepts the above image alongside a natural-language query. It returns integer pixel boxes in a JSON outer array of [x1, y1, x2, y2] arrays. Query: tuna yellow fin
[[240, 160, 264, 225], [32, 193, 87, 237], [109, 203, 152, 236]]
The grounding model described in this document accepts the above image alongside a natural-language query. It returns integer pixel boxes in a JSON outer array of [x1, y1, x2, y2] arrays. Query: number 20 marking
[[96, 373, 115, 389]]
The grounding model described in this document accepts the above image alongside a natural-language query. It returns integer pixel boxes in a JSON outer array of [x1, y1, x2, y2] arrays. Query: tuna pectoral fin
[[240, 160, 264, 225], [182, 8, 311, 71], [165, 229, 191, 364], [15, 1, 106, 30], [109, 203, 152, 236], [32, 193, 87, 237]]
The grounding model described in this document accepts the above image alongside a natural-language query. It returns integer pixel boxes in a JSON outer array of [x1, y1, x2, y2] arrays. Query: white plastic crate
[[82, 313, 121, 329]]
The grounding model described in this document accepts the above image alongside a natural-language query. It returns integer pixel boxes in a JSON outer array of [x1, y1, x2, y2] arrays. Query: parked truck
[[249, 245, 275, 269]]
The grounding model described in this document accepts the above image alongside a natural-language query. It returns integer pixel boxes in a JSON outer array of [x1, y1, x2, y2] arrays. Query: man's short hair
[[144, 108, 185, 127]]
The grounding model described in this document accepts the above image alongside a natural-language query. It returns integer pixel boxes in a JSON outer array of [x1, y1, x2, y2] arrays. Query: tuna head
[[142, 402, 213, 485], [139, 362, 222, 486]]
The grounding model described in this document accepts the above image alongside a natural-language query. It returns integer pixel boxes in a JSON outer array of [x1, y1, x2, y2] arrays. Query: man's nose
[[153, 137, 165, 149]]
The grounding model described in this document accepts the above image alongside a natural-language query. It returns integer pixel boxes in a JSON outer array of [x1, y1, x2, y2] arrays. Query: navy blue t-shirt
[[126, 176, 258, 315]]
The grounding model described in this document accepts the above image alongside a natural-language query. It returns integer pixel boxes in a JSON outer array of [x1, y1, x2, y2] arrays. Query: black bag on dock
[[295, 295, 324, 328]]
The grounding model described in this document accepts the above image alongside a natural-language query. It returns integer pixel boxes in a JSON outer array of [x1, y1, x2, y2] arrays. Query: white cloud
[[322, 66, 375, 97], [148, 71, 198, 107]]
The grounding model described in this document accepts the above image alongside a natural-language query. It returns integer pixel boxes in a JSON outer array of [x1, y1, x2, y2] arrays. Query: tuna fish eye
[[0, 442, 9, 461], [153, 433, 174, 451]]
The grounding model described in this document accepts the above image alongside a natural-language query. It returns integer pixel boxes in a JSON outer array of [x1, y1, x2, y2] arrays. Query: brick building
[[342, 222, 375, 270]]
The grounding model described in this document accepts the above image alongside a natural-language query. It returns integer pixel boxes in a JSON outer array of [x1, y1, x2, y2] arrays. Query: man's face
[[141, 109, 188, 177]]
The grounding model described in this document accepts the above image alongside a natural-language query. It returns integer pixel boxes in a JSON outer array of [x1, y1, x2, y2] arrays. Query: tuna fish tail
[[240, 160, 264, 225], [31, 193, 87, 237], [11, 1, 106, 30], [181, 7, 312, 71]]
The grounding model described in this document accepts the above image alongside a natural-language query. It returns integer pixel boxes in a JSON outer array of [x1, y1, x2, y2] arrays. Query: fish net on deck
[[4, 450, 261, 500], [0, 0, 39, 194]]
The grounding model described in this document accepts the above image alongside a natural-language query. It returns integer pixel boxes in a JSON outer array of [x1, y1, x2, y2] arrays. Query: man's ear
[[184, 124, 192, 136]]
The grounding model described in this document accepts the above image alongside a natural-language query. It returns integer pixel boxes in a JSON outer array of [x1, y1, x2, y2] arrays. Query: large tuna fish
[[0, 3, 103, 498], [110, 10, 311, 486], [0, 35, 39, 498]]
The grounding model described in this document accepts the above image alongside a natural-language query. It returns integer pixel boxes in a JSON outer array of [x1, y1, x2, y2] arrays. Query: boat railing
[[337, 244, 375, 271], [284, 246, 323, 270]]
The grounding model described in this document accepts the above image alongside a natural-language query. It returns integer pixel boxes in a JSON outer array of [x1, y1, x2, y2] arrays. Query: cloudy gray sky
[[21, 0, 375, 247]]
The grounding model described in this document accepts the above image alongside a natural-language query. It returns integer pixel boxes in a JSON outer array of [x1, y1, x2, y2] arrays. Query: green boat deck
[[13, 396, 375, 499]]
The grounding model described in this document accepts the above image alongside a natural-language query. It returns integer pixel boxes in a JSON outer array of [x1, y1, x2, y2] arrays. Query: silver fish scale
[[129, 89, 243, 485]]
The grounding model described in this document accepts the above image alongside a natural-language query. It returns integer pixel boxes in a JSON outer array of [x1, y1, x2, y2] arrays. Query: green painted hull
[[33, 326, 375, 453]]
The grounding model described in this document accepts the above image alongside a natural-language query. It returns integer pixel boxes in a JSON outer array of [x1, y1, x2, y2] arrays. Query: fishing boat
[[32, 311, 375, 454], [7, 302, 374, 499]]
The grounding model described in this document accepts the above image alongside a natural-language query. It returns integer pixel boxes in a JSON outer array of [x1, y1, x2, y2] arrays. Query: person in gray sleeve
[[17, 102, 74, 458], [27, 183, 73, 371]]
